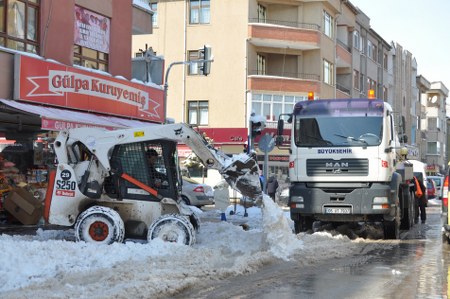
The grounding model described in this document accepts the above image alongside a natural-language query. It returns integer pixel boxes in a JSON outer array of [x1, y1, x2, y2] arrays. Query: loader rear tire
[[147, 213, 196, 246], [75, 206, 125, 244]]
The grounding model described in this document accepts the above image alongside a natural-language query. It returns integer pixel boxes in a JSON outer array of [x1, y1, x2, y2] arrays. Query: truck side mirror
[[277, 119, 284, 136]]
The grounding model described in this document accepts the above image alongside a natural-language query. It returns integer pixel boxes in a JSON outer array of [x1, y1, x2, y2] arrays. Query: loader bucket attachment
[[220, 156, 262, 200]]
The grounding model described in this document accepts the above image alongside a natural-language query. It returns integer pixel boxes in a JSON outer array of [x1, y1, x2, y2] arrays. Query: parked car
[[429, 175, 444, 199], [427, 178, 437, 199], [181, 176, 215, 207]]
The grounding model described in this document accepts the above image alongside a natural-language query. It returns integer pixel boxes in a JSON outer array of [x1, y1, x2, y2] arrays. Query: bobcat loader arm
[[54, 123, 262, 199]]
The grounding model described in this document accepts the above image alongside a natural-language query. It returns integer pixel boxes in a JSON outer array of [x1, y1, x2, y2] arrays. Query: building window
[[188, 50, 200, 75], [73, 45, 109, 72], [252, 93, 303, 122], [383, 53, 388, 70], [373, 44, 378, 62], [367, 77, 376, 90], [257, 54, 266, 75], [367, 40, 373, 59], [353, 70, 360, 90], [150, 1, 158, 27], [323, 59, 334, 85], [257, 4, 266, 22], [383, 86, 388, 101], [188, 101, 208, 126], [427, 141, 440, 155], [428, 117, 438, 130], [323, 11, 333, 38], [353, 30, 360, 50], [0, 0, 39, 53], [189, 0, 210, 24]]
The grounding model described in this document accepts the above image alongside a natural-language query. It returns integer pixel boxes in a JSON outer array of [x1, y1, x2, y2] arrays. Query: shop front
[[0, 51, 164, 224]]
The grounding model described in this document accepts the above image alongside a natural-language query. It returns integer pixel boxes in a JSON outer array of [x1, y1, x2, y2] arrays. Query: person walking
[[266, 175, 279, 202]]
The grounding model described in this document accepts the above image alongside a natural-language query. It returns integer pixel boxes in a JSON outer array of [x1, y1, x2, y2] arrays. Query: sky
[[351, 0, 450, 90], [0, 195, 402, 299]]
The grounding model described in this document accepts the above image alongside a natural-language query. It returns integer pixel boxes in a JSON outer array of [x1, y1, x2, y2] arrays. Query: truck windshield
[[294, 116, 383, 147]]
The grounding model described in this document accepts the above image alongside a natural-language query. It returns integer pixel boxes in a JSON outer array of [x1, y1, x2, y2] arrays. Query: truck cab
[[278, 98, 414, 239]]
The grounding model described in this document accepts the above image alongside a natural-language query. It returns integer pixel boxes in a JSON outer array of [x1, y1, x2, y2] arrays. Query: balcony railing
[[249, 18, 320, 31], [337, 39, 351, 53], [248, 69, 320, 81], [336, 83, 351, 94]]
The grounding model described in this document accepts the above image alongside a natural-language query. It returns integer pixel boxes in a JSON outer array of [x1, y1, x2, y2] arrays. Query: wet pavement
[[174, 200, 449, 299]]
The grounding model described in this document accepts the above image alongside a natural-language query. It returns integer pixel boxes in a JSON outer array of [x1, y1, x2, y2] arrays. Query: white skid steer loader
[[43, 123, 262, 245]]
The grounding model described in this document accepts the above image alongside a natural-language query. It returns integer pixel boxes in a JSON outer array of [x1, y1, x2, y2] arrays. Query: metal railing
[[337, 39, 351, 53], [248, 69, 320, 81], [336, 83, 351, 94], [249, 18, 320, 31]]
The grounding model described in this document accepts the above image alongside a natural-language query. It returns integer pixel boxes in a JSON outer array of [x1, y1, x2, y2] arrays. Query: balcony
[[132, 0, 153, 34], [336, 40, 352, 69], [248, 18, 321, 50], [248, 70, 321, 94]]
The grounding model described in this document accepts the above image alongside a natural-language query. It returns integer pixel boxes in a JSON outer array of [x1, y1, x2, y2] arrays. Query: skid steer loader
[[43, 123, 262, 245]]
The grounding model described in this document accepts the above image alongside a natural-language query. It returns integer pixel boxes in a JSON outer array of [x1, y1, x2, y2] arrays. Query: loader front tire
[[75, 206, 125, 244], [147, 213, 196, 246]]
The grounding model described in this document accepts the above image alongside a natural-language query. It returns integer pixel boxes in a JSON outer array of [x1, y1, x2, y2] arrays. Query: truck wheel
[[383, 208, 400, 239], [400, 188, 414, 230], [409, 191, 415, 228], [294, 216, 313, 234], [75, 206, 125, 244], [147, 213, 196, 246]]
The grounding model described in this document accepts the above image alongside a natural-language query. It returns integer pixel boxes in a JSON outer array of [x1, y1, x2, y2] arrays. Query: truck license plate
[[324, 207, 351, 214]]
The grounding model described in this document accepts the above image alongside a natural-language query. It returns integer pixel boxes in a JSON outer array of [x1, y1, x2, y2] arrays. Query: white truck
[[43, 123, 262, 245], [276, 98, 416, 239]]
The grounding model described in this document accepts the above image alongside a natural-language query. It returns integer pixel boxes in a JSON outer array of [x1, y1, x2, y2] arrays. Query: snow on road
[[0, 196, 375, 298]]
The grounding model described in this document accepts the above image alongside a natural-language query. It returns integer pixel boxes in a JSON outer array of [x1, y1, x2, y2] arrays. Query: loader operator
[[146, 149, 166, 189]]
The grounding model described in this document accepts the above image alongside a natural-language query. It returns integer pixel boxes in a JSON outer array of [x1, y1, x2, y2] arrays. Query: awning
[[0, 99, 155, 131]]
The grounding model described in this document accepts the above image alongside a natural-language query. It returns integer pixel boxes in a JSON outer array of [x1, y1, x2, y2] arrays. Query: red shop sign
[[14, 55, 164, 123]]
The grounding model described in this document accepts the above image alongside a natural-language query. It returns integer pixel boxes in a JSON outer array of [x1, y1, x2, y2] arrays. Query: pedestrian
[[266, 175, 279, 202], [413, 175, 427, 224]]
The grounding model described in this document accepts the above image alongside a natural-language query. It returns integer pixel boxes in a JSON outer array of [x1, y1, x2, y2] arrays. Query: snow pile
[[0, 201, 365, 298], [261, 195, 303, 260]]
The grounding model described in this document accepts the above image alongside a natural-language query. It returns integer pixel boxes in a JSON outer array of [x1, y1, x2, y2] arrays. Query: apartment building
[[421, 82, 449, 174], [132, 0, 439, 181], [133, 0, 362, 181]]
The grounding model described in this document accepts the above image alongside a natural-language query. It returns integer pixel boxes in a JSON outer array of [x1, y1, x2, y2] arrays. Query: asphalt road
[[174, 200, 449, 299]]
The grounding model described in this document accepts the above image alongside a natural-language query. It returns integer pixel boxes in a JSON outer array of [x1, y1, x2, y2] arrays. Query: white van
[[429, 175, 444, 199]]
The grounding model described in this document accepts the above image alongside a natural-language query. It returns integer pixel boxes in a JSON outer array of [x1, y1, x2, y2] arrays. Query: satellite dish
[[430, 95, 438, 103]]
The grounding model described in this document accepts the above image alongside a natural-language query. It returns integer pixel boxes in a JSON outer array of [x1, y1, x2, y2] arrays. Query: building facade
[[0, 1, 162, 193], [133, 0, 446, 183]]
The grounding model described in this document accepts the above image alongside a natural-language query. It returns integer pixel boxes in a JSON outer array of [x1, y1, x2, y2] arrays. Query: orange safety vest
[[414, 177, 423, 198]]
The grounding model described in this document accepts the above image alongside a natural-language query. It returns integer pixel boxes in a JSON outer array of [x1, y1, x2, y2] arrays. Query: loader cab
[[107, 140, 180, 202]]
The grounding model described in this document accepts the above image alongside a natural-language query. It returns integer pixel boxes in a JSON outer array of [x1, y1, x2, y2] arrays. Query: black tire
[[409, 191, 415, 228], [383, 207, 400, 239], [181, 195, 191, 206], [400, 188, 414, 230], [147, 213, 196, 246], [294, 216, 314, 234], [75, 206, 125, 244]]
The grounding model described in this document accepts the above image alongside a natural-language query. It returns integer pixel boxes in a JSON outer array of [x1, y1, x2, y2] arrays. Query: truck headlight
[[373, 197, 389, 209]]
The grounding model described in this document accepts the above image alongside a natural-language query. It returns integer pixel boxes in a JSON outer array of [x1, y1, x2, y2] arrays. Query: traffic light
[[201, 45, 212, 76], [251, 120, 264, 139]]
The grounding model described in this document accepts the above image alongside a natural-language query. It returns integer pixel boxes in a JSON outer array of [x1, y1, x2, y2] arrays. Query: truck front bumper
[[289, 182, 396, 222]]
